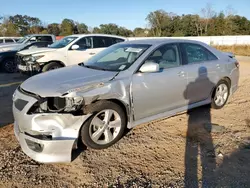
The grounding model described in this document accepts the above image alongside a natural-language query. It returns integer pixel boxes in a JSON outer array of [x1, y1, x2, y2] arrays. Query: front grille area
[[15, 54, 26, 66], [14, 99, 28, 111]]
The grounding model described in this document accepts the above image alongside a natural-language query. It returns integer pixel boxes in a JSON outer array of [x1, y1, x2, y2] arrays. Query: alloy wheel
[[89, 109, 122, 145]]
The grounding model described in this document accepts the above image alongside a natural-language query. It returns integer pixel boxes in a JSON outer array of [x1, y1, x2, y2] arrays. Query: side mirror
[[139, 62, 160, 73], [71, 44, 80, 50]]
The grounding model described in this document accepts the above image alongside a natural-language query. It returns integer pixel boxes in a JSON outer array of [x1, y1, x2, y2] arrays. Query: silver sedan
[[13, 39, 239, 163]]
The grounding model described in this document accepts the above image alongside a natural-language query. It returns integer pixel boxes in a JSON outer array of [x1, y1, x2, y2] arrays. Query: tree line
[[1, 4, 250, 37]]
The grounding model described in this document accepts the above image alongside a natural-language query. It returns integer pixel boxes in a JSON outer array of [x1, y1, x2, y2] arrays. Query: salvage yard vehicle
[[0, 41, 54, 73], [0, 34, 56, 52], [16, 34, 127, 73], [13, 39, 239, 163], [0, 37, 21, 44]]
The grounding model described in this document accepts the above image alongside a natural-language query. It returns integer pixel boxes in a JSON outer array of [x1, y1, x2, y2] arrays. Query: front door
[[132, 43, 188, 121], [67, 37, 93, 65]]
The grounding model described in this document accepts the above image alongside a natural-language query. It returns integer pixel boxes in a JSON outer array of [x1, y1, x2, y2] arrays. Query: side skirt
[[128, 99, 211, 129]]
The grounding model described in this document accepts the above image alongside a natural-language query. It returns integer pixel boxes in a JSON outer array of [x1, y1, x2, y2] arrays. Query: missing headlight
[[47, 97, 66, 112], [28, 96, 84, 114]]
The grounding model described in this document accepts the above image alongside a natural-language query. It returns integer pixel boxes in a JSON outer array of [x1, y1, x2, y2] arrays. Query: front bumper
[[14, 122, 76, 163], [17, 62, 41, 74], [13, 87, 91, 163]]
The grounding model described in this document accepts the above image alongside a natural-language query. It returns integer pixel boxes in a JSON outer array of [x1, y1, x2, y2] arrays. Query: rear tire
[[81, 101, 126, 149], [42, 62, 63, 72], [211, 80, 230, 109], [2, 58, 17, 73]]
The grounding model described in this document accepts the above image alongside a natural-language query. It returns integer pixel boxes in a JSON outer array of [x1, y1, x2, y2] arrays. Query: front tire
[[2, 58, 17, 73], [42, 62, 63, 72], [211, 80, 230, 109], [81, 101, 126, 149]]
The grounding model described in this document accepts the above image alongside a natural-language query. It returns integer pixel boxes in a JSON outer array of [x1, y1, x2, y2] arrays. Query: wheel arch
[[211, 76, 231, 98], [44, 60, 65, 67], [83, 98, 130, 127]]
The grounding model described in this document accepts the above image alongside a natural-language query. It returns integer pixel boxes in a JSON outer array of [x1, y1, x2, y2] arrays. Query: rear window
[[5, 39, 14, 43]]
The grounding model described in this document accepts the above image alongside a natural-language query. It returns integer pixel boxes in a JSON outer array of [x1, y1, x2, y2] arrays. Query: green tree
[[60, 19, 74, 36], [9, 14, 41, 35], [118, 27, 133, 37], [92, 27, 101, 33], [75, 23, 89, 34], [133, 27, 149, 37], [48, 23, 60, 36], [0, 17, 19, 36], [40, 29, 49, 34], [146, 10, 170, 36]]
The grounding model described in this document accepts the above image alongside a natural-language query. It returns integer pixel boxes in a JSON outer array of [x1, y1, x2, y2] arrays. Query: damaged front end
[[13, 86, 92, 163], [13, 75, 131, 163]]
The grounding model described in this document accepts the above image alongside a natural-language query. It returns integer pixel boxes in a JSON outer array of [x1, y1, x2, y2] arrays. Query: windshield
[[83, 43, 151, 71], [17, 36, 29, 43], [49, 36, 77, 49]]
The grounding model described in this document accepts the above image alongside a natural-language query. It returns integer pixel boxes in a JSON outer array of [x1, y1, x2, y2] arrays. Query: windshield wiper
[[80, 63, 109, 71]]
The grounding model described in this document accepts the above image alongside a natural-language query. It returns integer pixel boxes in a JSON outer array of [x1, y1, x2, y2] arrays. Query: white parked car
[[16, 34, 127, 73]]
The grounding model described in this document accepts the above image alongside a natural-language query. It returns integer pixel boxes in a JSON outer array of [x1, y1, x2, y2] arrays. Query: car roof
[[123, 38, 207, 46], [69, 33, 127, 39], [28, 34, 54, 37]]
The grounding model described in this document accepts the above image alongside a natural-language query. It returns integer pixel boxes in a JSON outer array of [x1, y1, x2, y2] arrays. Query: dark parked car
[[0, 41, 53, 73]]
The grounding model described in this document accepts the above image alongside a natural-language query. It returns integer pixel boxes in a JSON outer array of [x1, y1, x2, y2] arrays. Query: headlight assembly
[[23, 56, 32, 61], [23, 55, 44, 62], [28, 96, 84, 114], [32, 55, 44, 61]]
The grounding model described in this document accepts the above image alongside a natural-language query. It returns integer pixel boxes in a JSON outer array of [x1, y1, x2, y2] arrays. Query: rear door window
[[5, 39, 14, 43], [93, 37, 125, 48], [37, 36, 53, 42], [111, 37, 125, 45], [93, 36, 109, 48], [0, 39, 3, 43], [181, 43, 218, 64]]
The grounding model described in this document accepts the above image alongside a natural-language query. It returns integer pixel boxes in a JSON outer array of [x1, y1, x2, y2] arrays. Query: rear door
[[91, 36, 125, 56], [180, 43, 219, 104]]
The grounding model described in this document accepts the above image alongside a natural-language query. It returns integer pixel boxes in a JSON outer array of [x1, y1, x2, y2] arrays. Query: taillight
[[235, 61, 240, 68]]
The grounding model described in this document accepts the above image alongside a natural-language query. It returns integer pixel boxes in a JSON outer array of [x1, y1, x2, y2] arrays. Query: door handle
[[216, 64, 220, 68], [89, 52, 96, 55], [178, 71, 185, 77]]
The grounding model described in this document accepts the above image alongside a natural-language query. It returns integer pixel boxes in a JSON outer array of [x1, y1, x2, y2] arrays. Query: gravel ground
[[0, 57, 250, 187]]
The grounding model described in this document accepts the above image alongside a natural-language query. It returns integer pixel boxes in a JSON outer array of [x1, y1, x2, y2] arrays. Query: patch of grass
[[213, 45, 250, 56]]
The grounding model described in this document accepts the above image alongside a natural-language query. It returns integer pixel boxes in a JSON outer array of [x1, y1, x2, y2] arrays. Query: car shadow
[[71, 127, 132, 162], [71, 139, 87, 161]]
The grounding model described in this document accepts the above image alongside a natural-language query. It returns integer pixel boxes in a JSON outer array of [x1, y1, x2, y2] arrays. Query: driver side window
[[145, 44, 180, 69], [28, 37, 38, 42], [74, 37, 92, 50]]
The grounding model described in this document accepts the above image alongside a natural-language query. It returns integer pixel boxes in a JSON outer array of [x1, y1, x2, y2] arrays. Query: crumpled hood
[[18, 47, 57, 55], [20, 65, 118, 97]]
